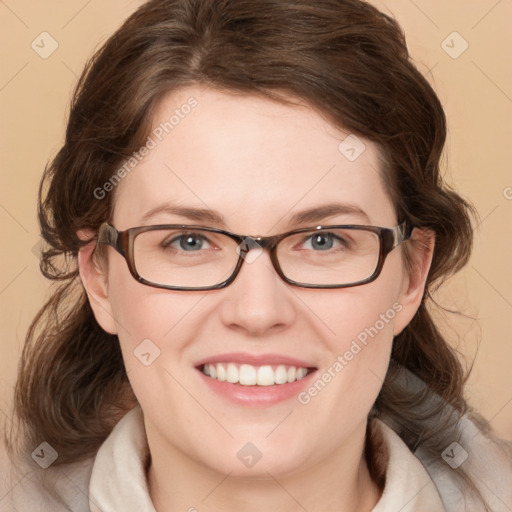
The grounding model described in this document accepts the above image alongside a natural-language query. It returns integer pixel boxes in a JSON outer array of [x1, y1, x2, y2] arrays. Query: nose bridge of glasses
[[233, 234, 283, 280], [231, 234, 286, 289], [245, 234, 280, 252], [234, 234, 282, 268]]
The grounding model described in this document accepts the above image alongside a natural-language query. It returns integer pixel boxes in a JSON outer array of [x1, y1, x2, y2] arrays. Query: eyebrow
[[287, 204, 371, 226], [142, 205, 225, 225], [141, 203, 371, 228]]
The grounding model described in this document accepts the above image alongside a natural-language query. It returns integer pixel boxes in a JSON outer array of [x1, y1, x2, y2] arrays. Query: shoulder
[[1, 451, 94, 511], [370, 418, 446, 511], [414, 413, 512, 512], [372, 414, 512, 512], [1, 406, 145, 512], [1, 421, 94, 511]]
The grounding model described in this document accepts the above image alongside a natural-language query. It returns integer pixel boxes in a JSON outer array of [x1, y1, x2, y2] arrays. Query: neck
[[146, 422, 382, 512]]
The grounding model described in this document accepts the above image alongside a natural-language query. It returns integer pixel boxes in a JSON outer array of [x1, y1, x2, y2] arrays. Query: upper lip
[[195, 352, 316, 369]]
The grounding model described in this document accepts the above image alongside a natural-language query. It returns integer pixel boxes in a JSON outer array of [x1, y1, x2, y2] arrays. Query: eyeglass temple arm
[[392, 221, 413, 247], [97, 223, 125, 255]]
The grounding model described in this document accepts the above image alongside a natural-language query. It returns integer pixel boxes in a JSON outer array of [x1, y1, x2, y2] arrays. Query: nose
[[218, 248, 296, 337]]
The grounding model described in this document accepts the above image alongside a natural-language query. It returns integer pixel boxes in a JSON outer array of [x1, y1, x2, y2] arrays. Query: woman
[[3, 0, 511, 510]]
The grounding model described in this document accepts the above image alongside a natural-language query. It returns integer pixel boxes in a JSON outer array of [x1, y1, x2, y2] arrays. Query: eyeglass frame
[[96, 220, 413, 291]]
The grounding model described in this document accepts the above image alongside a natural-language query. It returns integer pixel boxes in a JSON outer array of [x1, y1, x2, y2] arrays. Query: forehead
[[112, 86, 396, 232]]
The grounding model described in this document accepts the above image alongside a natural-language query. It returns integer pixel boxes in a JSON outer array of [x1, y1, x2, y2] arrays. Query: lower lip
[[196, 368, 317, 407]]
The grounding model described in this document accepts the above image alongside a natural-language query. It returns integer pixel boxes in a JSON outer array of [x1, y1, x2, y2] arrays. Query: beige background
[[1, 0, 511, 441]]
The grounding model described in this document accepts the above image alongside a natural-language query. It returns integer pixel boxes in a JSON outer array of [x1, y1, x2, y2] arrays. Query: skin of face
[[78, 86, 434, 511]]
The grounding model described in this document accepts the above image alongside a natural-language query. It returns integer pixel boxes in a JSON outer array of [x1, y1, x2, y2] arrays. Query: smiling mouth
[[198, 363, 316, 386]]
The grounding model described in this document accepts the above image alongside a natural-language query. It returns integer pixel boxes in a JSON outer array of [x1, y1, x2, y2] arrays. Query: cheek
[[105, 269, 200, 423], [310, 289, 398, 393], [315, 265, 404, 359], [106, 256, 199, 341], [104, 260, 197, 383], [297, 257, 405, 417]]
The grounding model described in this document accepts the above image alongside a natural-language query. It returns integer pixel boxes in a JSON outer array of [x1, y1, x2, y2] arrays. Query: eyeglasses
[[97, 221, 412, 291]]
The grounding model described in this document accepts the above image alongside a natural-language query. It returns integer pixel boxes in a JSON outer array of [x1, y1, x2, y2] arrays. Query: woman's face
[[89, 86, 422, 478]]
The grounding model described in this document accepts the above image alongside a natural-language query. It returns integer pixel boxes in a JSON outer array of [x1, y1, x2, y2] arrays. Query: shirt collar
[[89, 406, 155, 512], [89, 406, 444, 512]]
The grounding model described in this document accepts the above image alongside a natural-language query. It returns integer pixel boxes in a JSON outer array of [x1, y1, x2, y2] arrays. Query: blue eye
[[303, 232, 343, 251], [166, 233, 211, 251]]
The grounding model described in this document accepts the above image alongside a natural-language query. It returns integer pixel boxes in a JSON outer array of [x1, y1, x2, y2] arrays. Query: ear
[[393, 228, 435, 336], [77, 229, 118, 335]]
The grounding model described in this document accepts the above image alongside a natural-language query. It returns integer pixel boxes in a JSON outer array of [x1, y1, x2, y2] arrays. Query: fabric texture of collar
[[88, 406, 445, 511]]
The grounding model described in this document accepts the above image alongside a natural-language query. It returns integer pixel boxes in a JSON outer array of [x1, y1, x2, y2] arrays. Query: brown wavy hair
[[5, 0, 498, 507]]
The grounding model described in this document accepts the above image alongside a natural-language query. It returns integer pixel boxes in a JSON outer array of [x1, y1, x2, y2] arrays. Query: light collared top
[[2, 405, 512, 511]]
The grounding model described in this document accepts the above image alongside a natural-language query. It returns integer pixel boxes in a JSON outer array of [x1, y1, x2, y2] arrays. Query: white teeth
[[239, 364, 257, 385], [226, 363, 239, 383], [296, 367, 307, 380], [257, 366, 274, 386], [201, 363, 310, 386], [274, 365, 288, 384], [216, 363, 226, 382]]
